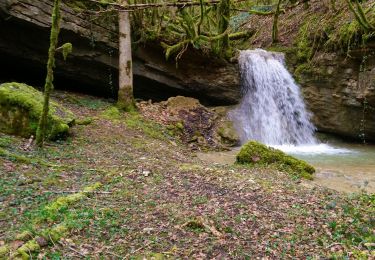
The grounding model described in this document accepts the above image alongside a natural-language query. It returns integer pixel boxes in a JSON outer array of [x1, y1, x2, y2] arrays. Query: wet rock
[[294, 49, 375, 141]]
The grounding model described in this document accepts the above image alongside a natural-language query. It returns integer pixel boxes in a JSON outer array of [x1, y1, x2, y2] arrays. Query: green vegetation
[[0, 82, 74, 140], [1, 183, 102, 259], [236, 141, 315, 179], [323, 193, 375, 258], [101, 105, 123, 120], [297, 1, 374, 55], [101, 106, 173, 140]]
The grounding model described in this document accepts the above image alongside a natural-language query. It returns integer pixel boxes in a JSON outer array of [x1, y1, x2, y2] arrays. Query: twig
[[58, 241, 87, 257], [124, 241, 153, 258], [325, 242, 343, 249], [105, 251, 123, 258]]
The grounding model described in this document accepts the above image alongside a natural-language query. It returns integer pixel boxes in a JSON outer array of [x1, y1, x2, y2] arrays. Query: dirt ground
[[0, 92, 373, 259]]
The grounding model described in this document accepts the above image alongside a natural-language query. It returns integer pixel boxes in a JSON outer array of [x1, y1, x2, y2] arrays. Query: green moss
[[236, 141, 315, 179], [101, 106, 122, 120], [15, 231, 33, 241], [175, 122, 184, 130], [335, 20, 361, 52], [125, 113, 170, 140], [0, 82, 75, 139], [295, 22, 314, 63], [16, 239, 40, 260], [38, 182, 102, 223], [42, 223, 69, 242], [61, 42, 73, 60], [0, 245, 9, 257], [75, 117, 94, 125], [179, 163, 203, 172]]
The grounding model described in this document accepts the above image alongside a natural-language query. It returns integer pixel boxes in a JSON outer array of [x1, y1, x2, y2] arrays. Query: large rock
[[294, 50, 375, 141], [0, 82, 75, 139], [236, 141, 315, 180], [0, 0, 240, 105], [138, 96, 240, 149]]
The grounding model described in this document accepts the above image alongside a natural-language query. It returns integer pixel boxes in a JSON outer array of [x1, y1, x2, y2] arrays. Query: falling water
[[229, 49, 317, 145]]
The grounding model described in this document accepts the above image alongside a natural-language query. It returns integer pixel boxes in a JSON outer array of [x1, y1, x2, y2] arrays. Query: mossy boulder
[[236, 141, 315, 179], [217, 120, 240, 146], [0, 82, 75, 139]]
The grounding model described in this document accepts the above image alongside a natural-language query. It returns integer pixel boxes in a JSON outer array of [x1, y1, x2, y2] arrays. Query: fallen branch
[[179, 216, 223, 238], [84, 0, 247, 10], [58, 241, 87, 257], [22, 135, 34, 151], [125, 240, 153, 257], [325, 242, 343, 249], [229, 30, 255, 40]]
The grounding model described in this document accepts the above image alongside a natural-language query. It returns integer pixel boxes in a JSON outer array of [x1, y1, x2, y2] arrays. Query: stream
[[198, 138, 375, 193]]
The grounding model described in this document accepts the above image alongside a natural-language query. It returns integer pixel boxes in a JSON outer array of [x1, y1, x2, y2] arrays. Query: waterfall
[[229, 49, 317, 146]]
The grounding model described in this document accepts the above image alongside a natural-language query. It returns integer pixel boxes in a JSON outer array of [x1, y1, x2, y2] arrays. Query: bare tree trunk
[[118, 10, 135, 111]]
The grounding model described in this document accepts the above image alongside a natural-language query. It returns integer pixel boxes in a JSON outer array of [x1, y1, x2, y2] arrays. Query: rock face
[[0, 0, 240, 105], [295, 48, 375, 141]]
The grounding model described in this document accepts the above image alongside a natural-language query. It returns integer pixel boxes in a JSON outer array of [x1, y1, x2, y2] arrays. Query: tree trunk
[[36, 0, 61, 147], [118, 10, 135, 111], [214, 0, 230, 57], [272, 0, 281, 44]]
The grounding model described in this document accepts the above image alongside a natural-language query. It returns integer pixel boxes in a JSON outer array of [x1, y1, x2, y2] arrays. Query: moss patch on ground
[[0, 82, 75, 140], [236, 141, 315, 179]]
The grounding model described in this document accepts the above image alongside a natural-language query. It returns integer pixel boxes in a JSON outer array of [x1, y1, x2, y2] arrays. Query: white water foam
[[229, 49, 317, 146], [271, 144, 353, 155]]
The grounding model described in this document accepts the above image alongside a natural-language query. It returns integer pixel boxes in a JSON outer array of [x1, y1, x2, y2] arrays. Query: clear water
[[198, 139, 375, 193], [229, 49, 316, 145], [281, 140, 375, 193]]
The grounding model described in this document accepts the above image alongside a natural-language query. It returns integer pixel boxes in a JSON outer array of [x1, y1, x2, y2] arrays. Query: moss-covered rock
[[236, 141, 315, 179], [217, 120, 240, 146], [0, 82, 75, 139]]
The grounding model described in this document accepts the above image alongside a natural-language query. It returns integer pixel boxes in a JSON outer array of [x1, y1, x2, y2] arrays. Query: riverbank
[[0, 92, 373, 258]]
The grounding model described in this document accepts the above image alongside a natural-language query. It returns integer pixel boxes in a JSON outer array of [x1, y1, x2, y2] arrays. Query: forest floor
[[0, 92, 374, 259]]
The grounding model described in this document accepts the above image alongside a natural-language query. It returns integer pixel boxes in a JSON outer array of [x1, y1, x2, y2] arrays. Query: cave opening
[[0, 51, 205, 104]]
